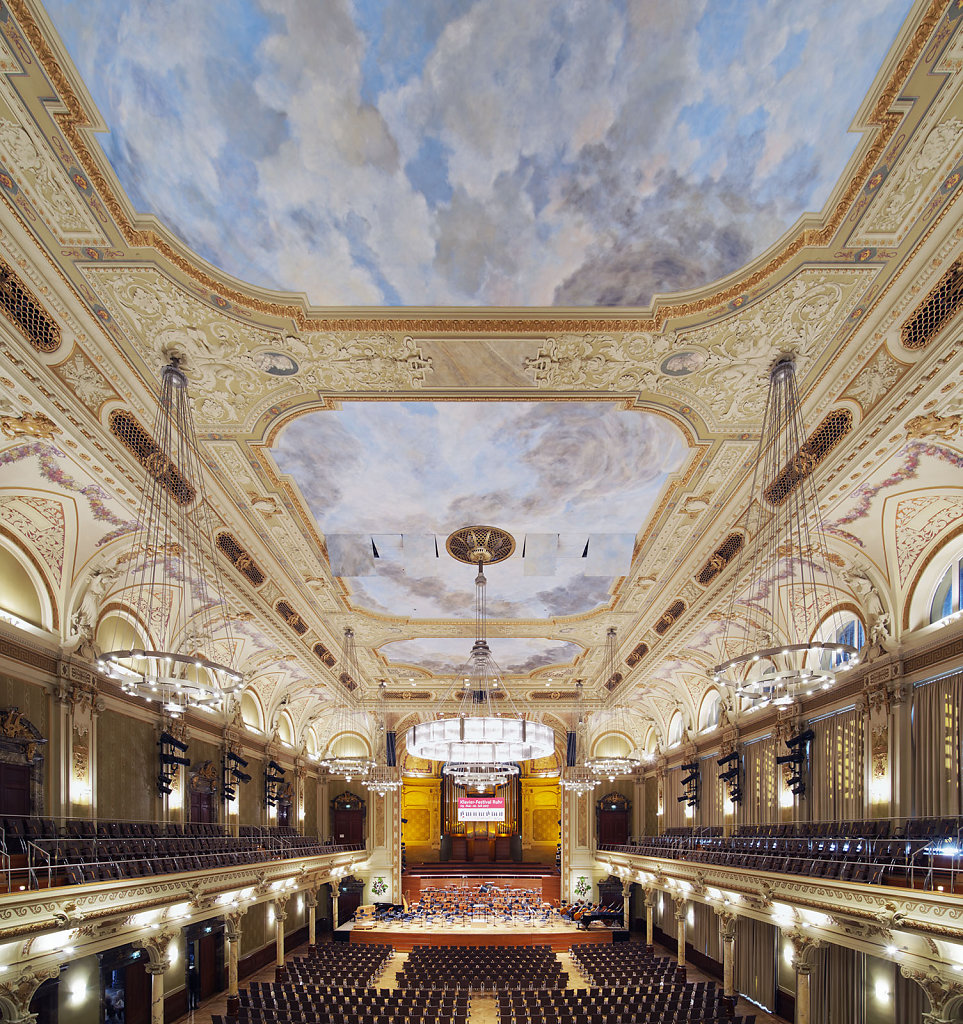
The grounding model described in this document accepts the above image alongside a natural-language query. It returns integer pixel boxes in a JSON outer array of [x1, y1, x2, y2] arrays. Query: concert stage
[[338, 919, 620, 952], [404, 864, 560, 902]]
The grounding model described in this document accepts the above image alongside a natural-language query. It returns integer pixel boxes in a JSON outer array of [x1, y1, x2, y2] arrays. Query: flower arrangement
[[574, 876, 591, 898], [370, 876, 388, 897]]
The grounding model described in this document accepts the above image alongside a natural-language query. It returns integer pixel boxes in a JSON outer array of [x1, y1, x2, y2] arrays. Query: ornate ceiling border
[[5, 0, 950, 335]]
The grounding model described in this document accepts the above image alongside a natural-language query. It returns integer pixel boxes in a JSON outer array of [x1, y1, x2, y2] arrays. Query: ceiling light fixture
[[364, 680, 401, 797], [99, 358, 243, 715], [561, 680, 598, 795], [318, 627, 375, 780], [585, 627, 641, 778], [713, 357, 857, 706], [404, 526, 554, 763]]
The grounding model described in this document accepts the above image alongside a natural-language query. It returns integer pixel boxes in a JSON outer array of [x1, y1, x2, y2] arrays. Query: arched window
[[930, 554, 963, 623], [0, 538, 53, 630], [814, 612, 866, 669], [240, 690, 264, 732], [698, 690, 721, 732], [666, 711, 684, 748]]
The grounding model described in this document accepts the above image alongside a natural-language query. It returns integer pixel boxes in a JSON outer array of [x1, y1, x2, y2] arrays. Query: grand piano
[[577, 904, 624, 929]]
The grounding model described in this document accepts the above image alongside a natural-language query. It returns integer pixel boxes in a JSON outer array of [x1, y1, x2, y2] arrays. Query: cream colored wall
[[521, 777, 559, 862], [96, 709, 155, 821], [238, 754, 263, 826], [0, 547, 44, 626], [401, 777, 439, 862], [241, 901, 269, 957], [303, 775, 319, 836], [57, 954, 99, 1024]]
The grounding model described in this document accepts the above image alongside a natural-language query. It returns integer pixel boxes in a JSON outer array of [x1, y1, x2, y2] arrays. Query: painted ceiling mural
[[43, 0, 912, 307], [379, 638, 583, 675], [269, 401, 687, 618]]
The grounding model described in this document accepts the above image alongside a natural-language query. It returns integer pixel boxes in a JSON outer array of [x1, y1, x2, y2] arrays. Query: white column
[[717, 911, 737, 1006], [794, 961, 811, 1024], [644, 891, 655, 946], [621, 880, 631, 931], [306, 890, 318, 946], [145, 961, 168, 1024], [225, 913, 243, 1015], [673, 897, 687, 970], [274, 895, 289, 979], [332, 892, 340, 929]]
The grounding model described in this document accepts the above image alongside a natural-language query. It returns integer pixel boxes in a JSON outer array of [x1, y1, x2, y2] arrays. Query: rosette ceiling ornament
[[584, 628, 641, 780], [404, 527, 555, 765], [713, 357, 858, 706], [99, 358, 243, 715]]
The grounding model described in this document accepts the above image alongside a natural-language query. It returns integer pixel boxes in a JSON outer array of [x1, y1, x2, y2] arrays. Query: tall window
[[816, 613, 865, 670], [930, 555, 963, 623]]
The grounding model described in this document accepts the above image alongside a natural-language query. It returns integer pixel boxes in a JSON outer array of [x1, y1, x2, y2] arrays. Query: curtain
[[809, 707, 864, 822], [912, 672, 963, 817], [741, 736, 778, 827], [735, 917, 776, 1010], [690, 901, 721, 962], [699, 754, 725, 830], [809, 944, 860, 1024], [664, 765, 686, 831], [895, 961, 925, 1022]]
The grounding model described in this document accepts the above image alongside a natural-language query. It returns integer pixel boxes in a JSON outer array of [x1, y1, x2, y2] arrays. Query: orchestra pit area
[[210, 940, 767, 1024]]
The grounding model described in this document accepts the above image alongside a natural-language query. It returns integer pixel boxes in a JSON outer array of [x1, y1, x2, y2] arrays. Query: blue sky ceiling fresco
[[379, 638, 583, 676], [270, 402, 687, 619], [45, 0, 913, 307]]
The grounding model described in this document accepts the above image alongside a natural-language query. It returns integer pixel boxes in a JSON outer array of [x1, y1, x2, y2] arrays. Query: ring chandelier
[[99, 359, 243, 717], [713, 358, 858, 706], [404, 527, 555, 765]]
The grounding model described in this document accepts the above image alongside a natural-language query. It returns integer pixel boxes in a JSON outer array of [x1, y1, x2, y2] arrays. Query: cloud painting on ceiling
[[380, 638, 582, 676], [46, 0, 912, 307], [269, 402, 687, 619]]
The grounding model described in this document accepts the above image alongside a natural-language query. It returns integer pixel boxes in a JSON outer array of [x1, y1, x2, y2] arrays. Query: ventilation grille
[[108, 410, 195, 505], [902, 257, 963, 350], [604, 671, 624, 692], [339, 671, 358, 692], [763, 409, 853, 506], [313, 643, 336, 668], [696, 533, 745, 586], [654, 600, 686, 636], [625, 642, 649, 668], [216, 533, 266, 587], [0, 261, 61, 353], [275, 600, 307, 635]]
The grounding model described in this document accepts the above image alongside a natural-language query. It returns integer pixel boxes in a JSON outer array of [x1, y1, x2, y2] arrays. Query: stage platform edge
[[341, 925, 615, 951]]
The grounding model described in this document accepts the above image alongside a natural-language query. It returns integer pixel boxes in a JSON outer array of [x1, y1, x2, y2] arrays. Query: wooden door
[[597, 808, 629, 846], [199, 931, 218, 1000], [189, 788, 215, 824], [124, 960, 150, 1024], [0, 762, 30, 815], [332, 807, 363, 845]]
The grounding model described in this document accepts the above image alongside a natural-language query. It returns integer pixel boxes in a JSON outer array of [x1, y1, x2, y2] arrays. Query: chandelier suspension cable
[[404, 526, 554, 765], [100, 358, 243, 715], [714, 357, 857, 704]]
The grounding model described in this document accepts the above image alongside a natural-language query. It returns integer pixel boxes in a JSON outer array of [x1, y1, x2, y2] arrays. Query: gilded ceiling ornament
[[905, 411, 962, 439], [0, 410, 60, 440]]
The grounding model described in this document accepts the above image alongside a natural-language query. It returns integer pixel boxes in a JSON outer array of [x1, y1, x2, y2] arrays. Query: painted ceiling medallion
[[445, 525, 516, 566]]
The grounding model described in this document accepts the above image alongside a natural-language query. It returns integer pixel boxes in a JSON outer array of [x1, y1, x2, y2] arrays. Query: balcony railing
[[0, 815, 365, 892], [599, 815, 963, 893]]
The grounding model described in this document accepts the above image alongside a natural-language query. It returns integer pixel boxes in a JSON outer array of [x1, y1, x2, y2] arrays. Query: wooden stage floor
[[338, 919, 619, 951]]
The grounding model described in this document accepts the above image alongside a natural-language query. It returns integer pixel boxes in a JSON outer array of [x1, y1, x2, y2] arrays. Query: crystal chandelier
[[713, 357, 858, 706], [444, 761, 520, 792], [365, 681, 402, 796], [318, 627, 376, 780], [99, 358, 243, 716], [404, 527, 555, 763], [561, 681, 598, 795], [585, 628, 641, 780]]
